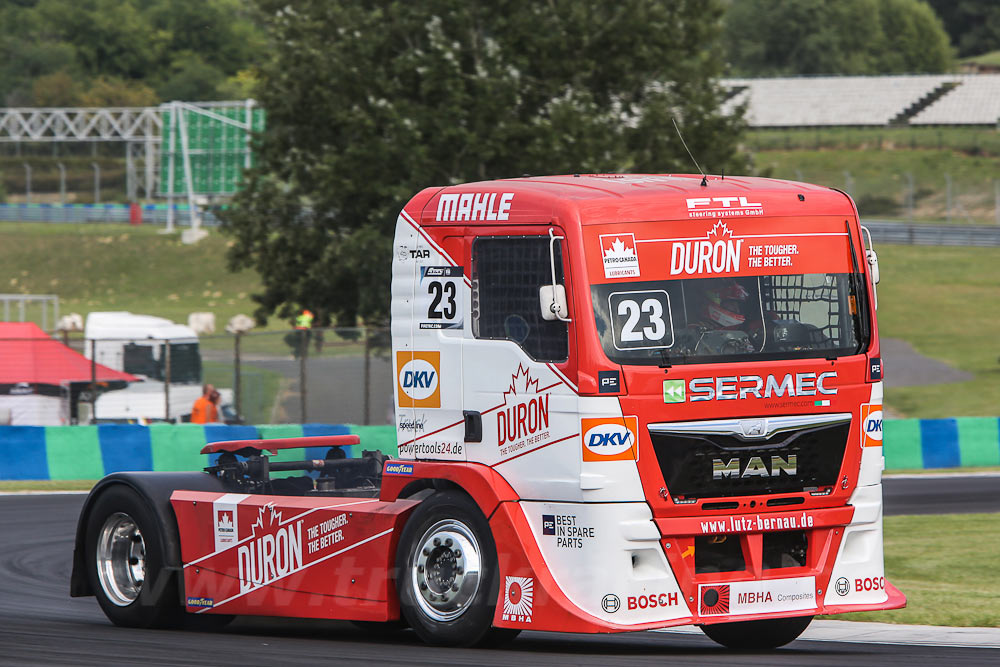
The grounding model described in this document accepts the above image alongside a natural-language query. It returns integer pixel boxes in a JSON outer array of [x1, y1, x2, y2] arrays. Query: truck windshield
[[591, 273, 868, 366]]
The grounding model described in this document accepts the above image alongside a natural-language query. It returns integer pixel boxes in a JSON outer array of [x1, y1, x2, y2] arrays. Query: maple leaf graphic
[[504, 364, 540, 402], [250, 503, 283, 537], [706, 221, 734, 241], [603, 237, 636, 259], [217, 511, 234, 530]]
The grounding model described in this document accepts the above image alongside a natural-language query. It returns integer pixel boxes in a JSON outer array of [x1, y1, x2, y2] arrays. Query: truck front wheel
[[699, 615, 813, 649], [396, 490, 518, 646]]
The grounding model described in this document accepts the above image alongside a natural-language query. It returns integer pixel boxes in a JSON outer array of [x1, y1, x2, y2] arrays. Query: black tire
[[84, 485, 183, 628], [395, 490, 519, 647], [699, 615, 813, 649]]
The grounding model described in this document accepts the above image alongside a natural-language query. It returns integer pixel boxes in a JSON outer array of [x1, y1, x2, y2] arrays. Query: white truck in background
[[83, 312, 235, 423]]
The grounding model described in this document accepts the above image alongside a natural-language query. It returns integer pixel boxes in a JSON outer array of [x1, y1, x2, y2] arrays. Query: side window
[[472, 235, 569, 362]]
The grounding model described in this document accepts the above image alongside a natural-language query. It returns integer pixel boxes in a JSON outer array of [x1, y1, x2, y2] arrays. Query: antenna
[[671, 117, 707, 187]]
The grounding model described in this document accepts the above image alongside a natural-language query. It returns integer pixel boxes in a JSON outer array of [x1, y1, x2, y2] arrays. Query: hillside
[[1, 221, 997, 418]]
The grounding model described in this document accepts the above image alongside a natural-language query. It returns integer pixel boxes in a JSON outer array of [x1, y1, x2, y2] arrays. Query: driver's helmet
[[702, 280, 750, 327]]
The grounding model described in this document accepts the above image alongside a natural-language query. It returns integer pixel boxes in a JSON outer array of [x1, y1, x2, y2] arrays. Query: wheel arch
[[70, 471, 227, 598], [379, 462, 518, 521]]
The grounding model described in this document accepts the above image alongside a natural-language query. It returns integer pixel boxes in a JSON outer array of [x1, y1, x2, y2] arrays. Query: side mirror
[[539, 284, 569, 321], [866, 248, 880, 285], [541, 228, 571, 322]]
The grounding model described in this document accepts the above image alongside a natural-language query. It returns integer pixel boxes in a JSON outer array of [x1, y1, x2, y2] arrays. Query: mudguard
[[70, 471, 228, 599]]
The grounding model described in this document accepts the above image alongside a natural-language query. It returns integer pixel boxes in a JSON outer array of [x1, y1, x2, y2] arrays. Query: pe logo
[[663, 379, 685, 404], [581, 416, 639, 462], [860, 404, 883, 447], [396, 351, 441, 408]]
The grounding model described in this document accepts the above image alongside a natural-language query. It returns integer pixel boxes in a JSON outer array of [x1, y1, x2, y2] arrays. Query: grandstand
[[721, 74, 1000, 127]]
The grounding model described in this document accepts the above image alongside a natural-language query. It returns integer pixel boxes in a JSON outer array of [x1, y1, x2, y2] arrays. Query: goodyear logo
[[385, 462, 414, 475], [186, 597, 214, 608]]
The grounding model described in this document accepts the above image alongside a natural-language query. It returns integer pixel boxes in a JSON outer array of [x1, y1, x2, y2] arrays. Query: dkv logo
[[581, 416, 639, 461], [861, 404, 883, 447], [396, 351, 441, 408]]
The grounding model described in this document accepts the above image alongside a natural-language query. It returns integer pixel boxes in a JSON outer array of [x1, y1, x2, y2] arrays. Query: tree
[[223, 0, 748, 327], [925, 0, 1000, 58], [723, 0, 953, 76]]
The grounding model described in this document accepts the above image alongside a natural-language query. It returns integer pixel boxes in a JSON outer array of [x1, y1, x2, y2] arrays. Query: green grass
[[826, 513, 1000, 627], [750, 147, 1000, 224], [747, 127, 1000, 156], [876, 244, 1000, 418], [0, 480, 94, 492], [0, 222, 272, 329], [960, 50, 1000, 69]]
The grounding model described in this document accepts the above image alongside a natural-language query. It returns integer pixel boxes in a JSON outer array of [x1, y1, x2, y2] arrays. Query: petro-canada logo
[[671, 221, 743, 277], [497, 366, 551, 458], [600, 233, 640, 279], [502, 576, 534, 623]]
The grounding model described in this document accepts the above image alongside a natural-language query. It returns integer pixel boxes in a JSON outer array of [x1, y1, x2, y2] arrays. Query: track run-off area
[[0, 475, 997, 666]]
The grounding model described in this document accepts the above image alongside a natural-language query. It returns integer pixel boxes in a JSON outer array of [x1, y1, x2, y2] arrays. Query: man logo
[[739, 418, 766, 438], [835, 577, 850, 597], [396, 351, 441, 408], [601, 594, 621, 613]]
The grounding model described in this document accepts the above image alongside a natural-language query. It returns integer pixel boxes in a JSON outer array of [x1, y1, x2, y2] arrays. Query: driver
[[701, 279, 752, 329]]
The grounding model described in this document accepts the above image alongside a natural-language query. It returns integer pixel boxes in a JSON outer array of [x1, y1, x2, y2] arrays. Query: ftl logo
[[599, 233, 640, 279], [686, 196, 763, 219]]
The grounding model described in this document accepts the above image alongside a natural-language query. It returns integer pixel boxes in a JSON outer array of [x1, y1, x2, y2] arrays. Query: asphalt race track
[[1, 476, 997, 666]]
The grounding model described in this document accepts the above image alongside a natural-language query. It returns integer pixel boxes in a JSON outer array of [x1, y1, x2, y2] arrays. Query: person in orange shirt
[[191, 384, 219, 424]]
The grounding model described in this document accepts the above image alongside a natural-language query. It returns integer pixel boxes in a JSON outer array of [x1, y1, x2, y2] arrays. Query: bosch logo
[[601, 594, 621, 613], [627, 593, 678, 610], [855, 577, 885, 592], [835, 577, 850, 596]]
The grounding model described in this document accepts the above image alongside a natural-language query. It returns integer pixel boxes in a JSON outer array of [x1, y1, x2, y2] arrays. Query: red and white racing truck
[[72, 174, 904, 648]]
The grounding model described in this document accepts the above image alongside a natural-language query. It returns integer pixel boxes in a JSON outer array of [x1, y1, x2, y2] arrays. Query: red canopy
[[0, 322, 136, 385]]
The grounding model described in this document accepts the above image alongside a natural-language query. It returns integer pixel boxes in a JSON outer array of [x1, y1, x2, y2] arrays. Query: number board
[[419, 266, 464, 331], [608, 290, 674, 350]]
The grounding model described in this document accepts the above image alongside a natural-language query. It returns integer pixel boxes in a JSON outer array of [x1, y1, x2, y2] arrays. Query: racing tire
[[699, 615, 813, 649], [395, 490, 519, 647], [84, 485, 183, 628]]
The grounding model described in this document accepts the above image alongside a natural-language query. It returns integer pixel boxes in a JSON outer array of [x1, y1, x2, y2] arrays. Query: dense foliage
[[926, 0, 1000, 58], [221, 0, 748, 326], [0, 0, 264, 106], [723, 0, 953, 76]]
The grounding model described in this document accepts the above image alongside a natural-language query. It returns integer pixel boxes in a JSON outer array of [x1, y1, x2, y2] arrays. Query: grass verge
[[824, 513, 1000, 627], [0, 480, 94, 492], [876, 244, 1000, 418]]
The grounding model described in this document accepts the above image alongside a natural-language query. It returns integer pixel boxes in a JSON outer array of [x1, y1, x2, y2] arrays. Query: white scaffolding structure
[[0, 101, 258, 239]]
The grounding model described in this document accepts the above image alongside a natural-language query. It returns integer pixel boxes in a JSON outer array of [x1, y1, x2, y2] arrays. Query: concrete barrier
[[1, 418, 998, 481]]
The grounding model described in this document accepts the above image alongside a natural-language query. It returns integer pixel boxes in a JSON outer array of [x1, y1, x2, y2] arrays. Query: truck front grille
[[648, 414, 850, 500]]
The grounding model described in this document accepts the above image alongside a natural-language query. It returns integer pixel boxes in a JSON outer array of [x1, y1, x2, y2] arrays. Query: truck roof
[[411, 174, 856, 226], [84, 311, 198, 341]]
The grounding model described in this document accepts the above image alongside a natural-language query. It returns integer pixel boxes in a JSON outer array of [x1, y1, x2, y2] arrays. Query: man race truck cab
[[71, 174, 901, 649]]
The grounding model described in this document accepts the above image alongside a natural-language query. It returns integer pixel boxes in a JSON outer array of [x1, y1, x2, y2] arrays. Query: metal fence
[[863, 220, 1000, 246], [0, 202, 219, 226], [0, 327, 393, 427]]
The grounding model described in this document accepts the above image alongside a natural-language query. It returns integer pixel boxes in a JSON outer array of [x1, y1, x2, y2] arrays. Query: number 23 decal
[[427, 281, 457, 319], [608, 290, 674, 350]]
